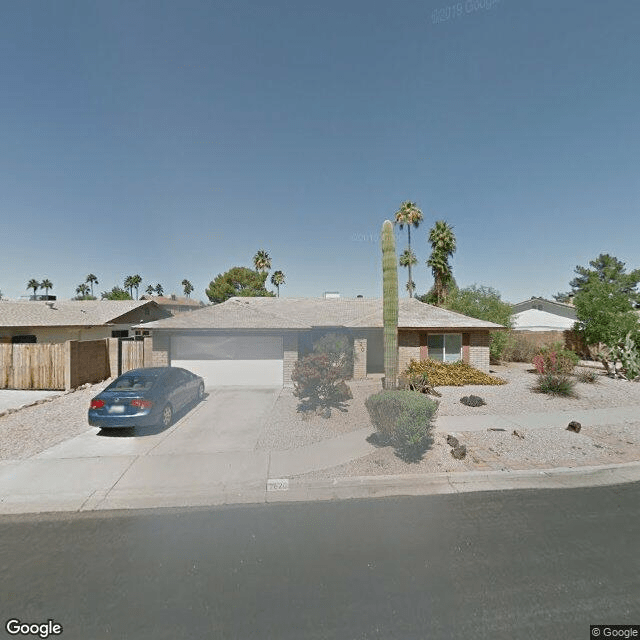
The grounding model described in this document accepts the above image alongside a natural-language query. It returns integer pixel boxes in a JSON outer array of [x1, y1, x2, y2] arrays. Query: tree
[[270, 270, 286, 297], [426, 220, 456, 305], [101, 286, 132, 300], [442, 284, 512, 362], [206, 267, 275, 304], [568, 254, 640, 306], [182, 279, 194, 298], [41, 279, 53, 297], [399, 249, 418, 297], [394, 201, 423, 298], [155, 283, 164, 297], [27, 279, 40, 299], [145, 285, 155, 296], [85, 274, 98, 297], [131, 274, 142, 299], [253, 250, 271, 274], [75, 284, 95, 300], [124, 276, 135, 298]]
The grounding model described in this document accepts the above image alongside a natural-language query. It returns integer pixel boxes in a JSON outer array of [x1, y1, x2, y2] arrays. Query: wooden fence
[[0, 343, 66, 390], [121, 339, 144, 374]]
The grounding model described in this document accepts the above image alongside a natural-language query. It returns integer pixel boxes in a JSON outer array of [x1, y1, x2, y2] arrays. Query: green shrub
[[575, 368, 599, 383], [365, 390, 438, 461], [501, 332, 540, 363], [532, 343, 580, 375], [312, 331, 354, 379], [533, 373, 578, 397], [292, 353, 352, 410]]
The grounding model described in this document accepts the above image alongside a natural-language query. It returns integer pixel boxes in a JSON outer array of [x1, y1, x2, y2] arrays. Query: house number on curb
[[267, 478, 289, 491]]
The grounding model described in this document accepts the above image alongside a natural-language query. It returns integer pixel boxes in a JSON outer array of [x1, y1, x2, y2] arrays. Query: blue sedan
[[88, 367, 205, 429]]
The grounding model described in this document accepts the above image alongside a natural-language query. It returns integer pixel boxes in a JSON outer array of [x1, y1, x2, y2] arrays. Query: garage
[[170, 334, 284, 387]]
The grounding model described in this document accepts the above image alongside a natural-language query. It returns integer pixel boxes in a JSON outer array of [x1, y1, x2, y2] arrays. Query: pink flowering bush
[[532, 343, 579, 375]]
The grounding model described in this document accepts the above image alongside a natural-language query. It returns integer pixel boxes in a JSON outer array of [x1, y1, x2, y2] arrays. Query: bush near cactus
[[403, 359, 506, 386], [365, 390, 438, 462], [532, 342, 580, 375], [292, 353, 353, 412]]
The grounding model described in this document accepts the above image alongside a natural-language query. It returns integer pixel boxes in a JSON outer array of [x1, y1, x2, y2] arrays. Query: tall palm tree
[[394, 201, 423, 298], [124, 276, 135, 298], [399, 249, 418, 297], [155, 283, 164, 296], [426, 220, 457, 305], [131, 274, 142, 299], [145, 285, 155, 296], [85, 274, 98, 296], [253, 250, 271, 274], [270, 270, 286, 297], [182, 279, 194, 298], [27, 279, 40, 299], [40, 278, 53, 297], [76, 283, 90, 299]]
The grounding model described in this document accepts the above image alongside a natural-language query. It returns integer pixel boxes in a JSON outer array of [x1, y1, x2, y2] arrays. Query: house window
[[111, 330, 129, 338], [12, 335, 37, 344], [427, 334, 462, 363]]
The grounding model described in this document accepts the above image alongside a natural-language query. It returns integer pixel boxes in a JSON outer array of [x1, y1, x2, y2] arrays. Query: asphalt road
[[1, 484, 639, 640]]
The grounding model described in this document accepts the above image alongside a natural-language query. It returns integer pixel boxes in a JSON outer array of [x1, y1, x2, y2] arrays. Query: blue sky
[[1, 0, 638, 303]]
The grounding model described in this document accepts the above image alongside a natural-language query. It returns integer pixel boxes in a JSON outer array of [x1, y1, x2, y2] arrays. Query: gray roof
[[0, 300, 159, 327], [140, 297, 505, 331]]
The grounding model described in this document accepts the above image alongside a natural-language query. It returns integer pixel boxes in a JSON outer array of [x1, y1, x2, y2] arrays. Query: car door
[[171, 369, 191, 410]]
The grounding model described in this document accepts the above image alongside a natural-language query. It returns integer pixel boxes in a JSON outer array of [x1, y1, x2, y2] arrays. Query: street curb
[[2, 460, 639, 516]]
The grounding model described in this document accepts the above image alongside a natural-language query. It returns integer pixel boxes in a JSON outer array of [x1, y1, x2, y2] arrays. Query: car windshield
[[106, 376, 157, 392]]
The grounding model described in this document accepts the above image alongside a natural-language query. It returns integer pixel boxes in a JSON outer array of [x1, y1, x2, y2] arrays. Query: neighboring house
[[0, 300, 171, 344], [140, 294, 205, 316], [137, 297, 505, 388], [511, 297, 577, 331]]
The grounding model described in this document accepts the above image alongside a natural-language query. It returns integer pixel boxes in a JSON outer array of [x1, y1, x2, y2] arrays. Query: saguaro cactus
[[382, 220, 399, 389]]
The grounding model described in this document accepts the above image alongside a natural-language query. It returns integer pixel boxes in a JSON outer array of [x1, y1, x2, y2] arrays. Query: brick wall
[[151, 333, 170, 367], [398, 330, 419, 375], [283, 332, 298, 388], [353, 335, 367, 379], [469, 331, 490, 372]]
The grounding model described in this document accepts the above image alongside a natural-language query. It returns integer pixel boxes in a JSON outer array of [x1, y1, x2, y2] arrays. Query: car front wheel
[[197, 383, 205, 402], [160, 404, 173, 428]]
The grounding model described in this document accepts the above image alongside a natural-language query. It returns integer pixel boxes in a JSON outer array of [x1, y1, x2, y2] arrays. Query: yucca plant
[[534, 374, 578, 397]]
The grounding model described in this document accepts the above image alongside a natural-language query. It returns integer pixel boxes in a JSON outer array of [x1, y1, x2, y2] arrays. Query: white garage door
[[170, 334, 284, 387]]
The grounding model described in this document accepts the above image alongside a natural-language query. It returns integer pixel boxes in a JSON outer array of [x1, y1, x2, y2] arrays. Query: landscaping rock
[[451, 445, 467, 459], [567, 421, 582, 433], [512, 429, 525, 439], [446, 435, 459, 448], [460, 395, 486, 407]]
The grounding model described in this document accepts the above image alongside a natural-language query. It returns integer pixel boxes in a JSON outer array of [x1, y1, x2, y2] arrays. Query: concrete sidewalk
[[0, 405, 639, 514]]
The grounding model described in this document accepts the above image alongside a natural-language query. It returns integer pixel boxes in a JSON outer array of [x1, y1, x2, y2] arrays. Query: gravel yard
[[0, 379, 112, 460], [257, 362, 640, 478]]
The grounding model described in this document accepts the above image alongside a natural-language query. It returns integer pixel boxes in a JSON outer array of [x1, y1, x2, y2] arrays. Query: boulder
[[451, 445, 467, 460], [512, 430, 525, 439], [446, 435, 459, 448], [567, 421, 582, 433]]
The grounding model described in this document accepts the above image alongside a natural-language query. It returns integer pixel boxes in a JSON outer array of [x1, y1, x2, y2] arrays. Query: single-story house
[[137, 297, 506, 388], [511, 297, 577, 331], [0, 300, 171, 344], [140, 294, 206, 315]]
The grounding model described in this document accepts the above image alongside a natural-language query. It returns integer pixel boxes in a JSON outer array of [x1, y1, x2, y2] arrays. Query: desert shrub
[[533, 373, 578, 397], [575, 368, 599, 383], [501, 332, 541, 363], [292, 353, 352, 410], [312, 332, 354, 379], [365, 390, 438, 461], [403, 359, 506, 386], [532, 343, 580, 375], [460, 395, 486, 407]]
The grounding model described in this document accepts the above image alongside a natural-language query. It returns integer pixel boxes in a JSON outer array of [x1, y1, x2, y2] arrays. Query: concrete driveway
[[33, 386, 281, 460]]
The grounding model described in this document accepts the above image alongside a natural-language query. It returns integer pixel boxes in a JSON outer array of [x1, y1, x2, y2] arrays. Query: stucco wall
[[283, 332, 298, 388]]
